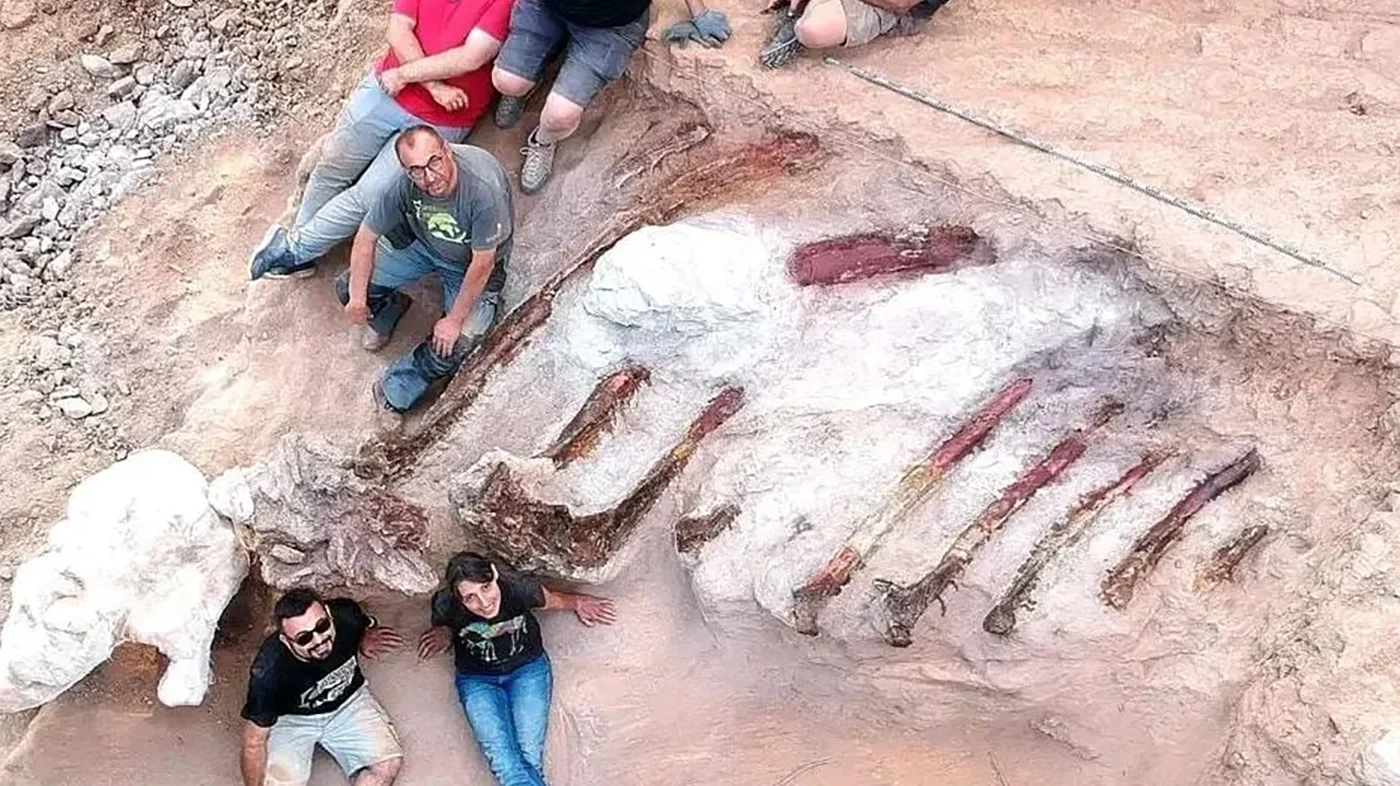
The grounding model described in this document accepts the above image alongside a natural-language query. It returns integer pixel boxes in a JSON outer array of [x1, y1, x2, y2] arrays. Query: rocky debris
[[0, 450, 248, 711], [208, 435, 437, 595], [79, 54, 124, 80]]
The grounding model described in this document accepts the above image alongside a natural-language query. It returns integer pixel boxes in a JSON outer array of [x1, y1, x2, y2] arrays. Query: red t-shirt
[[376, 0, 515, 129]]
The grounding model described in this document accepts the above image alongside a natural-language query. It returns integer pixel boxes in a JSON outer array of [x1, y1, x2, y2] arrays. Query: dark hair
[[273, 587, 322, 629], [444, 551, 495, 588], [395, 125, 445, 160]]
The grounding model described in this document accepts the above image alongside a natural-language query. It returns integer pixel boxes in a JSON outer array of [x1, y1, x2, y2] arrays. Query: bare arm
[[542, 586, 617, 626], [346, 224, 378, 319], [682, 0, 708, 16], [392, 29, 503, 83], [386, 13, 431, 63], [240, 722, 271, 786]]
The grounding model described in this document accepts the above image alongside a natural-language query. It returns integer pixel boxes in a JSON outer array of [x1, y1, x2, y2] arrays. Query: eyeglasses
[[291, 617, 332, 646], [405, 154, 448, 182]]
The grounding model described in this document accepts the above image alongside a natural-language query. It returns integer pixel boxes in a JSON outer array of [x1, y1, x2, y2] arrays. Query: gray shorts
[[263, 687, 402, 786], [496, 0, 650, 107], [841, 0, 924, 47]]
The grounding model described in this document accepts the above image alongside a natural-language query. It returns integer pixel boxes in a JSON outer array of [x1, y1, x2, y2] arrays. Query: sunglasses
[[291, 617, 331, 646]]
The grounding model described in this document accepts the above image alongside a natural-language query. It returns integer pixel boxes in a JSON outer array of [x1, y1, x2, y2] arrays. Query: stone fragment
[[0, 451, 247, 710], [46, 90, 74, 114], [169, 60, 200, 91], [0, 142, 21, 168], [107, 77, 137, 99], [13, 124, 46, 148], [133, 64, 157, 86], [79, 54, 123, 79], [56, 396, 92, 419], [167, 0, 192, 7], [2, 215, 40, 240], [101, 101, 137, 130], [208, 435, 436, 594], [107, 44, 141, 65], [0, 0, 37, 29]]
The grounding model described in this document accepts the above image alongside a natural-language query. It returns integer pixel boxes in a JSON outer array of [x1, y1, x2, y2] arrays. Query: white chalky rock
[[0, 450, 247, 711]]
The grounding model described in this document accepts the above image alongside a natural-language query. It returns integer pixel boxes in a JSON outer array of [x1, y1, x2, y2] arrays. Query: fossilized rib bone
[[791, 378, 1033, 635], [1196, 524, 1269, 588], [877, 401, 1123, 647], [539, 365, 650, 468], [358, 130, 821, 479], [1101, 449, 1261, 610], [674, 504, 742, 556], [983, 451, 1166, 636], [788, 225, 986, 286], [459, 387, 745, 578]]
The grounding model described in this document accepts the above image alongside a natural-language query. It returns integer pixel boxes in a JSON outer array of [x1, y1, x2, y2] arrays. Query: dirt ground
[[1, 0, 1399, 785]]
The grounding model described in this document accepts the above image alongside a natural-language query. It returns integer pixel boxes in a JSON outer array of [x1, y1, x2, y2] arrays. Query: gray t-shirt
[[366, 143, 513, 292]]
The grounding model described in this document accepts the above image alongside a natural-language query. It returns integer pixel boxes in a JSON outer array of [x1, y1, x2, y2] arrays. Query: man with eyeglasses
[[248, 0, 517, 281], [240, 588, 406, 786], [336, 125, 512, 430]]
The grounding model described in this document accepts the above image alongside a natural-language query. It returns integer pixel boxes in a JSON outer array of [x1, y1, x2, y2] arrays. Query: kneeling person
[[760, 0, 952, 68], [240, 589, 406, 786], [338, 125, 513, 428]]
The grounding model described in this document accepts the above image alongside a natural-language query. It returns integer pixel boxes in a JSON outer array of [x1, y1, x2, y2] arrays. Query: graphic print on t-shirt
[[457, 615, 530, 665], [412, 200, 468, 245], [298, 655, 359, 711]]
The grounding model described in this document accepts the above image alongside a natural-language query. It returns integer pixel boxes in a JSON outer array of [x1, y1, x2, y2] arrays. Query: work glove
[[663, 9, 732, 48]]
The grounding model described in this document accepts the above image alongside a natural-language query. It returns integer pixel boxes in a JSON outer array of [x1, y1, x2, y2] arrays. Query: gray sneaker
[[520, 130, 556, 194], [495, 95, 528, 129], [760, 14, 802, 69]]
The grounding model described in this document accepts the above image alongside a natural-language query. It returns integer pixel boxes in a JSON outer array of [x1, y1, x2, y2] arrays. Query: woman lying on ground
[[418, 551, 616, 786]]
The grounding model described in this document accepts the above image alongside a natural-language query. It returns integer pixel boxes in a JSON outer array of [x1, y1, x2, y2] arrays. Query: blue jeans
[[334, 237, 504, 412], [292, 74, 471, 264], [456, 654, 553, 786]]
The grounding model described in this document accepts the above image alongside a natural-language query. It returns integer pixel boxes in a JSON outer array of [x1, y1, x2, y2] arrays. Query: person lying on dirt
[[239, 588, 407, 786], [759, 0, 952, 69], [248, 0, 517, 281], [337, 125, 513, 432], [418, 551, 617, 786], [490, 0, 730, 194]]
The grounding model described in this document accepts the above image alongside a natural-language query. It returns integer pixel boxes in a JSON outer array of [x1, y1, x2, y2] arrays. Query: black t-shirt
[[241, 599, 375, 728], [544, 0, 648, 29], [431, 571, 546, 676]]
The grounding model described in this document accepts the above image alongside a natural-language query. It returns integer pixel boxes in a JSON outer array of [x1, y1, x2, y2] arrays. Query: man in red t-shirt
[[250, 0, 517, 280]]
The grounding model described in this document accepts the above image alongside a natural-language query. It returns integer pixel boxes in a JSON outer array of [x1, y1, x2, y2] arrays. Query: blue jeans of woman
[[456, 654, 552, 786]]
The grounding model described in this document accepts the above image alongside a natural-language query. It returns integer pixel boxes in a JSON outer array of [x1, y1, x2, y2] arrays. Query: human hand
[[431, 315, 464, 356], [425, 82, 468, 112], [417, 627, 452, 661], [346, 300, 370, 325], [664, 10, 731, 48], [573, 594, 616, 627], [359, 626, 405, 660], [379, 68, 408, 96]]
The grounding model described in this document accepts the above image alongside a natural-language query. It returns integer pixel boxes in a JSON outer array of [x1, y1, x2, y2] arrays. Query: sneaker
[[372, 381, 405, 434], [361, 325, 391, 352], [760, 14, 802, 69], [494, 95, 528, 130], [249, 225, 314, 280], [520, 130, 556, 195]]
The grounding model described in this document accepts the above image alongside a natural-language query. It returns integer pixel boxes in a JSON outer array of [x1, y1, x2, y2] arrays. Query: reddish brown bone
[[539, 365, 651, 468], [791, 378, 1033, 635], [1101, 449, 1261, 609], [356, 130, 821, 480], [877, 402, 1123, 647], [1196, 524, 1269, 588], [675, 504, 741, 556], [788, 226, 985, 286], [983, 452, 1166, 636], [465, 387, 745, 575]]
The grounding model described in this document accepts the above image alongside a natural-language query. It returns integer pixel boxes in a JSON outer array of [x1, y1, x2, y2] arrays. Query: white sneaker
[[361, 325, 391, 352], [520, 130, 556, 194]]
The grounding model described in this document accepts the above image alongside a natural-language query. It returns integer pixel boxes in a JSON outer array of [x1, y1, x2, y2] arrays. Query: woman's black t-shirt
[[431, 571, 546, 676]]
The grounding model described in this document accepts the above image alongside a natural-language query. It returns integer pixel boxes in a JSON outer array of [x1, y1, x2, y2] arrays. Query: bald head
[[395, 125, 446, 162]]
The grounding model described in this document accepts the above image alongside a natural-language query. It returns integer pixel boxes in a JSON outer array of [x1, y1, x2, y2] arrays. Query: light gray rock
[[107, 77, 137, 99], [46, 250, 72, 279], [1, 215, 39, 240], [107, 44, 141, 65], [101, 101, 137, 130], [56, 396, 92, 419], [133, 63, 158, 86], [46, 90, 74, 114], [0, 451, 247, 711], [169, 60, 200, 91], [0, 142, 21, 168], [79, 54, 123, 80]]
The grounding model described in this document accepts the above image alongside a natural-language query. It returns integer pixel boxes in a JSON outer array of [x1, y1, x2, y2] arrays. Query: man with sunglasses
[[336, 125, 513, 429], [240, 589, 406, 786], [249, 0, 517, 280]]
